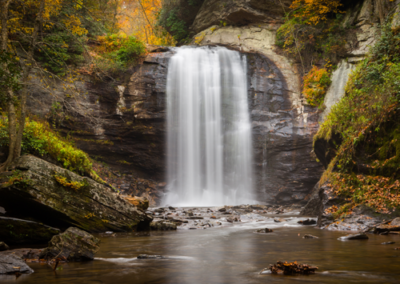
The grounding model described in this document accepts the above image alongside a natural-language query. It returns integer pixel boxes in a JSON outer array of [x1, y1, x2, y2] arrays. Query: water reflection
[[1, 216, 400, 283]]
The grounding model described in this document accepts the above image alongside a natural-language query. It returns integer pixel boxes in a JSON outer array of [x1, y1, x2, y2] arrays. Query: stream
[[2, 211, 400, 284]]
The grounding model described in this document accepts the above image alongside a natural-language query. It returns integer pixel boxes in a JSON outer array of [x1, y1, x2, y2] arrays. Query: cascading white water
[[163, 46, 254, 207]]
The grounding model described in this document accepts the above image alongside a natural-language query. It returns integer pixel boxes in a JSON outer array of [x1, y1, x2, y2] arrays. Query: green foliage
[[35, 29, 85, 76], [7, 170, 32, 189], [0, 118, 103, 182], [107, 35, 145, 66], [276, 11, 347, 73], [164, 9, 188, 43], [0, 51, 22, 101], [95, 34, 146, 71], [315, 23, 400, 215]]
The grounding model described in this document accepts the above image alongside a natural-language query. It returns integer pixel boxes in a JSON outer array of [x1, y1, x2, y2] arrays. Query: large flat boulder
[[0, 155, 152, 233], [0, 253, 33, 274], [0, 217, 60, 244]]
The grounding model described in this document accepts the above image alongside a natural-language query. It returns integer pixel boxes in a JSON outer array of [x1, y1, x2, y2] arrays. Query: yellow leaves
[[290, 0, 343, 25], [63, 15, 88, 36], [117, 0, 175, 46], [303, 66, 331, 106], [43, 0, 63, 20]]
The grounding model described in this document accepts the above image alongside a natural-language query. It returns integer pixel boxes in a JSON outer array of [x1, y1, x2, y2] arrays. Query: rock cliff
[[24, 0, 400, 206]]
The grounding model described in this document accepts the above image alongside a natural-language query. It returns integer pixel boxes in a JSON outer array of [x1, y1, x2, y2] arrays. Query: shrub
[[276, 3, 347, 75], [303, 66, 331, 106], [290, 0, 343, 25], [94, 33, 146, 71], [0, 118, 103, 182], [35, 29, 86, 76], [315, 23, 400, 215]]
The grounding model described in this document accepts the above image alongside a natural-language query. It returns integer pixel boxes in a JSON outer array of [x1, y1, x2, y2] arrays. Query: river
[[2, 211, 399, 284]]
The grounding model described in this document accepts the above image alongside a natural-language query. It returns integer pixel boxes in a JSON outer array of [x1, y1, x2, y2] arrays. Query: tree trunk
[[0, 0, 16, 172], [13, 0, 45, 159]]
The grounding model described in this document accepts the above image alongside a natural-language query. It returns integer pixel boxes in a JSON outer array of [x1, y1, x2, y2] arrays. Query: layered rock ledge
[[0, 155, 152, 233]]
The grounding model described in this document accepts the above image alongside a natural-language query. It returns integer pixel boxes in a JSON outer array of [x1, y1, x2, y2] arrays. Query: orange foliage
[[290, 0, 343, 25], [331, 173, 400, 215], [118, 0, 175, 45], [302, 66, 331, 106]]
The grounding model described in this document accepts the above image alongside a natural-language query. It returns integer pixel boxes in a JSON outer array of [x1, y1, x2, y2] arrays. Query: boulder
[[150, 220, 177, 231], [268, 261, 318, 275], [124, 196, 150, 211], [0, 217, 60, 244], [338, 233, 369, 241], [0, 253, 34, 274], [391, 217, 400, 226], [0, 243, 8, 251], [274, 218, 286, 223], [298, 219, 317, 225], [256, 228, 273, 233], [0, 155, 152, 233], [39, 227, 100, 261]]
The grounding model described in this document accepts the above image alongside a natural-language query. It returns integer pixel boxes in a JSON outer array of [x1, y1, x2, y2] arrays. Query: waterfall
[[163, 46, 254, 207]]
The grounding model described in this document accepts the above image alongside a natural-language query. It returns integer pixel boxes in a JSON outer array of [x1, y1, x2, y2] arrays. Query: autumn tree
[[0, 0, 110, 171], [290, 0, 343, 25]]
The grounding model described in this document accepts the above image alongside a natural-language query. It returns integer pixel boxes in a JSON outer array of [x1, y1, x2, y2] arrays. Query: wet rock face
[[77, 51, 174, 181], [247, 53, 323, 204], [39, 227, 100, 261]]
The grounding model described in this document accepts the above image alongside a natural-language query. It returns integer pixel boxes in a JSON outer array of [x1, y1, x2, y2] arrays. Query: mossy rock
[[39, 227, 100, 261], [0, 217, 60, 245], [0, 155, 152, 233]]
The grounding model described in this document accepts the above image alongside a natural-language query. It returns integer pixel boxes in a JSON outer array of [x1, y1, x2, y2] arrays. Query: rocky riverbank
[[147, 204, 306, 230]]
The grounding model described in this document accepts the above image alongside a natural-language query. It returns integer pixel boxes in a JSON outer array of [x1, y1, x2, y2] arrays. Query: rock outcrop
[[150, 220, 177, 231], [0, 217, 60, 244], [0, 155, 152, 233], [191, 0, 292, 34], [39, 227, 100, 261], [0, 254, 34, 274]]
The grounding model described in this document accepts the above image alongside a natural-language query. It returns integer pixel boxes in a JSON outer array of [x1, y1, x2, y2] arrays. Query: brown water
[[2, 215, 400, 284]]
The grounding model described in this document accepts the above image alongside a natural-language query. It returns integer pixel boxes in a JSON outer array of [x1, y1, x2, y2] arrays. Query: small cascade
[[163, 46, 254, 206]]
